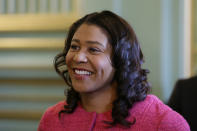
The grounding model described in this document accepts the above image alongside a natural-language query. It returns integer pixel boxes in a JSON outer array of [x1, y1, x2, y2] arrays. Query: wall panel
[[0, 0, 80, 130]]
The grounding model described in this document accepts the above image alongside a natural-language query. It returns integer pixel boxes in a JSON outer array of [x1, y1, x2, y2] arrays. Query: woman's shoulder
[[42, 100, 66, 118], [38, 101, 67, 130], [131, 94, 190, 131], [139, 94, 188, 120], [132, 94, 166, 112]]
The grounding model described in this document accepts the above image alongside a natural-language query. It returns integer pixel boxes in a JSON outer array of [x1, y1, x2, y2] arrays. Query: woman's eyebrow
[[86, 40, 105, 47], [71, 39, 80, 43], [72, 38, 105, 47]]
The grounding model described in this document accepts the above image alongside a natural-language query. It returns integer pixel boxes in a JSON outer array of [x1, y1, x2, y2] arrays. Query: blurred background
[[0, 0, 196, 130]]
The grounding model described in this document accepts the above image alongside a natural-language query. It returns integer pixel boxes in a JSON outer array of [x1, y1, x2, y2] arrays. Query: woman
[[38, 10, 189, 131]]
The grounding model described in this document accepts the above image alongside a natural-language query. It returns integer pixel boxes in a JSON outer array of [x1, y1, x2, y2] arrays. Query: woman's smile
[[72, 68, 94, 80]]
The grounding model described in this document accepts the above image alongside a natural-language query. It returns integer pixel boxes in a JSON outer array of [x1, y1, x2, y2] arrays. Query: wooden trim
[[0, 13, 79, 32], [0, 66, 53, 70], [0, 94, 64, 102], [0, 78, 65, 86], [0, 38, 64, 49], [0, 110, 43, 120]]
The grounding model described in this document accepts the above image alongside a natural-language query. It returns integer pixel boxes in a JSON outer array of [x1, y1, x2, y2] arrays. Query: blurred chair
[[168, 76, 197, 131]]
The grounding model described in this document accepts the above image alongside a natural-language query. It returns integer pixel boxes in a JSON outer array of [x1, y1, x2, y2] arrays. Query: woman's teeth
[[74, 69, 92, 75]]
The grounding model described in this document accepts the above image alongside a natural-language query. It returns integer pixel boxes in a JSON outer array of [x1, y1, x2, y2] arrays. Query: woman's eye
[[89, 48, 101, 53], [70, 45, 79, 50]]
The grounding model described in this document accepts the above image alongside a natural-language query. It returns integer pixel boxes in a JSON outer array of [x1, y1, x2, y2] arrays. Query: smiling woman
[[38, 10, 190, 131]]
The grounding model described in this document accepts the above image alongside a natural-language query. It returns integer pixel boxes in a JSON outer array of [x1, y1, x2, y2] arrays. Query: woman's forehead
[[72, 24, 111, 48]]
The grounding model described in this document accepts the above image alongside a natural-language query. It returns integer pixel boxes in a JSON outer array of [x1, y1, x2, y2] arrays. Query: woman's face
[[66, 24, 115, 94]]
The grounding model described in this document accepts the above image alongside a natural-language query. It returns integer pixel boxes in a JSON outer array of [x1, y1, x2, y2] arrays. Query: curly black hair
[[54, 10, 150, 128]]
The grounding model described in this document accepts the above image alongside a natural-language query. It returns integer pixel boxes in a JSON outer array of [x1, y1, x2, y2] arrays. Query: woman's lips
[[72, 68, 93, 80]]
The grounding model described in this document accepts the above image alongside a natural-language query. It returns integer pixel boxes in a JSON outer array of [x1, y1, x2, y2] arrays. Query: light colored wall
[[122, 0, 163, 100]]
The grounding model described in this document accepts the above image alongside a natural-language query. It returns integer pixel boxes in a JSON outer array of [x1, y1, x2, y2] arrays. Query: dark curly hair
[[54, 10, 150, 128]]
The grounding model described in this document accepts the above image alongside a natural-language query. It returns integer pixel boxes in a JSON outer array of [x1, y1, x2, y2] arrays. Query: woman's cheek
[[66, 52, 72, 65]]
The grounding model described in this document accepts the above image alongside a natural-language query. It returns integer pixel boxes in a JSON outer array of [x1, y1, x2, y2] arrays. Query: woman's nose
[[73, 51, 88, 63]]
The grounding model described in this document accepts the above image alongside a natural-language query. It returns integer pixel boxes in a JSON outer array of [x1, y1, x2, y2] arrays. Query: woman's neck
[[80, 83, 117, 113]]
